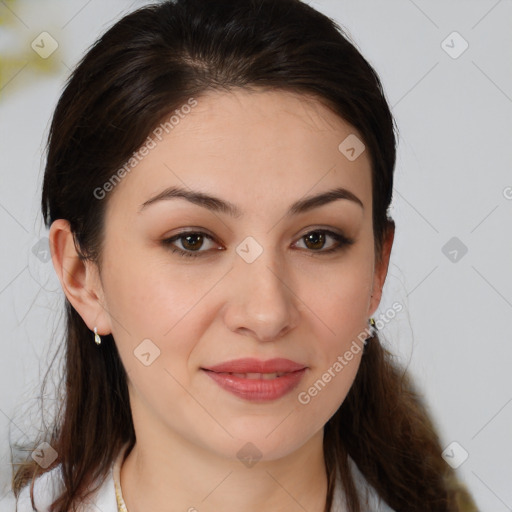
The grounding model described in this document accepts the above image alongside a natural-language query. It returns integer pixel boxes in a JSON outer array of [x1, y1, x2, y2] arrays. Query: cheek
[[298, 245, 374, 334], [294, 302, 364, 434], [103, 243, 199, 334], [291, 249, 372, 421], [296, 353, 362, 433], [102, 243, 222, 384]]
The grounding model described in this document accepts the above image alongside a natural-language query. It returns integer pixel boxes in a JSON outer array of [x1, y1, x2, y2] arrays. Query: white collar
[[17, 444, 393, 512], [109, 443, 393, 512]]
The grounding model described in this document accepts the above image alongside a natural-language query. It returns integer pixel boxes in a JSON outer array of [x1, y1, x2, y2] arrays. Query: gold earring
[[369, 317, 377, 337], [363, 318, 377, 348], [94, 326, 101, 345]]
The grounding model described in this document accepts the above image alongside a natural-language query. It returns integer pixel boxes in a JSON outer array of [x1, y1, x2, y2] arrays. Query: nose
[[222, 243, 301, 343]]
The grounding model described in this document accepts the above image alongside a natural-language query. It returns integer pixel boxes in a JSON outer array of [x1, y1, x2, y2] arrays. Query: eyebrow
[[138, 185, 363, 217]]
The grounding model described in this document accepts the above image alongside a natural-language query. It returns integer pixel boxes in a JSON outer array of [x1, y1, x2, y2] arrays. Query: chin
[[204, 420, 319, 464]]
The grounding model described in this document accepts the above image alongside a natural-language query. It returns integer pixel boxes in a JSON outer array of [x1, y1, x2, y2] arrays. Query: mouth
[[201, 358, 307, 401], [203, 357, 306, 374], [210, 371, 289, 379]]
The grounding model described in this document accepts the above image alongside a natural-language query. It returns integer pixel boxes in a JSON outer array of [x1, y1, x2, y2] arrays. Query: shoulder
[[331, 456, 396, 512], [16, 464, 118, 512]]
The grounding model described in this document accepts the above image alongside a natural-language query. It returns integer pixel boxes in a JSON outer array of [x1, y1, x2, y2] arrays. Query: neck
[[120, 429, 329, 512]]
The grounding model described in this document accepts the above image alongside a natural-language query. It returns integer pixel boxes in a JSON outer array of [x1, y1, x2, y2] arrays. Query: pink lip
[[202, 358, 307, 402], [204, 357, 306, 373]]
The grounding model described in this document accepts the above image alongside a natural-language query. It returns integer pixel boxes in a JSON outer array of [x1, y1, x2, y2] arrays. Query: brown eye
[[296, 229, 353, 254], [162, 231, 219, 258], [181, 233, 205, 251], [303, 231, 327, 250]]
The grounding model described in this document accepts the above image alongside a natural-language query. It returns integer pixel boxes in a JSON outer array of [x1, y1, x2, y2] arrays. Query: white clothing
[[16, 445, 395, 511]]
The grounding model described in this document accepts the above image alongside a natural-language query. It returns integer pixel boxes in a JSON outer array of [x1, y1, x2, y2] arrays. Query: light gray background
[[1, 1, 511, 510]]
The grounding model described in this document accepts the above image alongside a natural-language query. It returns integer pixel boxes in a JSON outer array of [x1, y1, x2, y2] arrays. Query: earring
[[94, 326, 101, 345], [363, 317, 377, 347], [369, 317, 377, 337]]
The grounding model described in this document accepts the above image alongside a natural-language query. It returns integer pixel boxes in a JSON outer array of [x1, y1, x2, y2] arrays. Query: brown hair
[[12, 1, 477, 511]]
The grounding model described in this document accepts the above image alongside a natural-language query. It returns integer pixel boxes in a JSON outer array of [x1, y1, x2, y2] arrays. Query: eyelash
[[161, 229, 354, 259]]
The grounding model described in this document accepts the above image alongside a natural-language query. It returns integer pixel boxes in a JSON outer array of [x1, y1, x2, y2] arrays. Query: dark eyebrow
[[138, 185, 363, 216]]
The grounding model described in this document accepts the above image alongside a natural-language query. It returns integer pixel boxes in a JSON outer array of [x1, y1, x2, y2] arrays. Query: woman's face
[[88, 89, 390, 461]]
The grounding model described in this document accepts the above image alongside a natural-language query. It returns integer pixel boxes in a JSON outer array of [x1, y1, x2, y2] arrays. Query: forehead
[[104, 88, 372, 220], [179, 87, 358, 142]]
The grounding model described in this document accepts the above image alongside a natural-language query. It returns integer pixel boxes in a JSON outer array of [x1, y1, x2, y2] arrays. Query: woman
[[12, 0, 478, 511]]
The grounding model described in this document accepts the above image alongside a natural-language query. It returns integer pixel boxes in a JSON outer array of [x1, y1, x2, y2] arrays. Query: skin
[[50, 88, 394, 512]]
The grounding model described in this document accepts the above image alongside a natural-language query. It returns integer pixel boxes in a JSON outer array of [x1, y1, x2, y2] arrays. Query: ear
[[368, 220, 395, 317], [49, 219, 112, 336]]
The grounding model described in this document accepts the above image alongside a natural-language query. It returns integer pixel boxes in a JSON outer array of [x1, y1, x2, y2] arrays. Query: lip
[[204, 357, 306, 374], [202, 358, 307, 402]]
